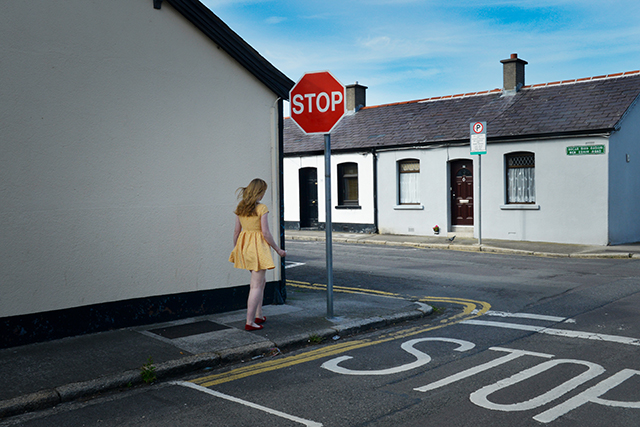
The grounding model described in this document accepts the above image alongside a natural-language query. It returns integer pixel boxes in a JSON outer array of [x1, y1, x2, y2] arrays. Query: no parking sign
[[470, 121, 487, 155]]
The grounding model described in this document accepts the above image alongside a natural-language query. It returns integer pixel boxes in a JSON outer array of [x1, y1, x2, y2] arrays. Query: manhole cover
[[148, 321, 230, 339]]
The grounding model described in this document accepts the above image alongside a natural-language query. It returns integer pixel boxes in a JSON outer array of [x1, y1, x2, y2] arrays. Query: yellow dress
[[229, 204, 275, 271]]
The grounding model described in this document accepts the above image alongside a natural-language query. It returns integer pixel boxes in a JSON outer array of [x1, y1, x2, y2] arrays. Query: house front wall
[[284, 153, 375, 231], [378, 146, 470, 236], [0, 0, 282, 322], [481, 137, 609, 245], [378, 137, 610, 245]]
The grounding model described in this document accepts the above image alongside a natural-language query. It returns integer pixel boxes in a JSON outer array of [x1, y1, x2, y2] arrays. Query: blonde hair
[[234, 178, 268, 217]]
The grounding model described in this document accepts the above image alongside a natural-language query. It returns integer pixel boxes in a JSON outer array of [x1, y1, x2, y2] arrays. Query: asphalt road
[[5, 241, 640, 426], [287, 240, 640, 315]]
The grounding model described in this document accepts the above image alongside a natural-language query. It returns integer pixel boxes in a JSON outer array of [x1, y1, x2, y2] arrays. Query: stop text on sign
[[291, 91, 343, 114]]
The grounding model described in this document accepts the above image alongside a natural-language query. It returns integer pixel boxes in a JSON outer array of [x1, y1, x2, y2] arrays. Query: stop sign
[[289, 71, 346, 134]]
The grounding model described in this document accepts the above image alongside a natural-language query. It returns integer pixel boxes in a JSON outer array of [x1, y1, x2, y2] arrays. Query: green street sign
[[566, 145, 605, 156]]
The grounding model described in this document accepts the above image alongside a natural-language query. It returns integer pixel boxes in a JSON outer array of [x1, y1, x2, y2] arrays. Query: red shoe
[[245, 324, 263, 331], [255, 316, 266, 324]]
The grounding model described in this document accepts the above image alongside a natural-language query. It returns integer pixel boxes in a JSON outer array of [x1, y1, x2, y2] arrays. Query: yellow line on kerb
[[191, 281, 490, 388], [287, 280, 401, 298]]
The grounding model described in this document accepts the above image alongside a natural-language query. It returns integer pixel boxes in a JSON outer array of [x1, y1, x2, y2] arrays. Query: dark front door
[[299, 167, 318, 228], [450, 160, 474, 226]]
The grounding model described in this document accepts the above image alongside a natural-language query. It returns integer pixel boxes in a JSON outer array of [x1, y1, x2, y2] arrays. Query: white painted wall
[[608, 99, 640, 244], [284, 153, 375, 226], [284, 156, 323, 223], [378, 137, 611, 245], [378, 148, 465, 236], [480, 137, 609, 245], [0, 0, 281, 317]]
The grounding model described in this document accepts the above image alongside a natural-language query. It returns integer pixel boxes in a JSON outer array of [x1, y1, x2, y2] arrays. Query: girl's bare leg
[[255, 272, 266, 320], [246, 269, 266, 326]]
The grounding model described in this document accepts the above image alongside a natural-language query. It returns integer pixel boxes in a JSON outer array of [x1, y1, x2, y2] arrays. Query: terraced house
[[284, 54, 640, 246]]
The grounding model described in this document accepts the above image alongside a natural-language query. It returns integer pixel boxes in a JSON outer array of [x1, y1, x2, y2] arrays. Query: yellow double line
[[191, 281, 490, 388]]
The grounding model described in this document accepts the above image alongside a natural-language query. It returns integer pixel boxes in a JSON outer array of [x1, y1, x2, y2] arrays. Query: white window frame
[[505, 152, 536, 204]]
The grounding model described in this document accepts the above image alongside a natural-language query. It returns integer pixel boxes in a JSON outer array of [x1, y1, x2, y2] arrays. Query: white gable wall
[[0, 0, 281, 317], [608, 99, 640, 244]]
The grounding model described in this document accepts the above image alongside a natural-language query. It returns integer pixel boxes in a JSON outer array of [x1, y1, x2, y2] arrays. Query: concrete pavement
[[286, 229, 640, 259]]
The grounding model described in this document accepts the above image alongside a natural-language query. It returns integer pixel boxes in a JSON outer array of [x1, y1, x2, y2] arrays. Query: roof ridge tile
[[361, 70, 640, 110]]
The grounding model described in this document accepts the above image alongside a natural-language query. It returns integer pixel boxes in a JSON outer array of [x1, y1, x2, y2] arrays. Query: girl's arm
[[260, 213, 286, 258], [232, 216, 242, 246]]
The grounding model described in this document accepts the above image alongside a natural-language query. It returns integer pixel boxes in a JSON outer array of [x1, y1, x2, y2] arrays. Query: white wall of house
[[608, 100, 640, 244], [332, 153, 375, 226], [378, 147, 465, 236], [284, 156, 323, 224], [479, 137, 609, 245], [0, 0, 282, 318], [284, 153, 375, 227], [378, 137, 611, 245]]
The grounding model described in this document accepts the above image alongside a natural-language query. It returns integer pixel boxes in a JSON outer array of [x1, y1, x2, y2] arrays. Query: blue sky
[[202, 1, 640, 109]]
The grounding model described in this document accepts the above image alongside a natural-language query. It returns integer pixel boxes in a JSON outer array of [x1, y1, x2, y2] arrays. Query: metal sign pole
[[324, 133, 334, 319], [470, 121, 486, 247], [478, 154, 482, 246], [289, 72, 345, 320]]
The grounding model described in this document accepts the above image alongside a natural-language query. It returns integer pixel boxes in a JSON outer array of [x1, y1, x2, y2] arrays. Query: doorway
[[299, 167, 318, 228], [450, 159, 474, 226]]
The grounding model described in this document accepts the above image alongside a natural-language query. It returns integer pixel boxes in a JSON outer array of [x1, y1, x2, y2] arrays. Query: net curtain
[[399, 172, 420, 204], [508, 167, 535, 203]]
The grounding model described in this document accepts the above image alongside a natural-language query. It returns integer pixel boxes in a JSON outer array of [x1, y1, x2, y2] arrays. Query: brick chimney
[[346, 83, 367, 112], [500, 53, 527, 92]]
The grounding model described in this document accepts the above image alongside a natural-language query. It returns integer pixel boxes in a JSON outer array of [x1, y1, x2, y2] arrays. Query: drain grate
[[148, 320, 231, 339]]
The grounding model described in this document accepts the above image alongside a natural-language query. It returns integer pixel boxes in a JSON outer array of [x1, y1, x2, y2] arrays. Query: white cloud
[[265, 16, 287, 25]]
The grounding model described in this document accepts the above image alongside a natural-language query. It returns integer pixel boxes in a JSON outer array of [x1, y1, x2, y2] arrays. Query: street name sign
[[566, 145, 605, 156]]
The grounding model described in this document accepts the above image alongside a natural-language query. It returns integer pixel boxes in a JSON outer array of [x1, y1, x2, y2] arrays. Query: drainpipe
[[372, 149, 379, 233], [275, 98, 286, 304]]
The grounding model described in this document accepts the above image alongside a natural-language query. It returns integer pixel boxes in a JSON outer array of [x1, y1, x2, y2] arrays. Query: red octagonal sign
[[289, 71, 346, 135]]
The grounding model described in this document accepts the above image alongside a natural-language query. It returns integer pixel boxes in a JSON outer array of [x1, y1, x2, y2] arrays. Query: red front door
[[450, 160, 474, 226]]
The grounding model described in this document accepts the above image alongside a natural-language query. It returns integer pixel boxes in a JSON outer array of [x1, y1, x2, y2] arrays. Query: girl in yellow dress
[[229, 178, 286, 331]]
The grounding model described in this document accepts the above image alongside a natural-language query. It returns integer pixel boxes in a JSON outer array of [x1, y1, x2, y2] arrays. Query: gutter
[[284, 130, 615, 158]]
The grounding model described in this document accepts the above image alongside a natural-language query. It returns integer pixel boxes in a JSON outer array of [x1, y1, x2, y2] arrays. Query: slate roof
[[156, 0, 294, 99], [284, 71, 640, 155]]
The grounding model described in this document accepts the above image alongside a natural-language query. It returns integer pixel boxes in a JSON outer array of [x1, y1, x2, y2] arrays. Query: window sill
[[394, 205, 425, 210], [335, 205, 361, 210], [500, 204, 540, 210]]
